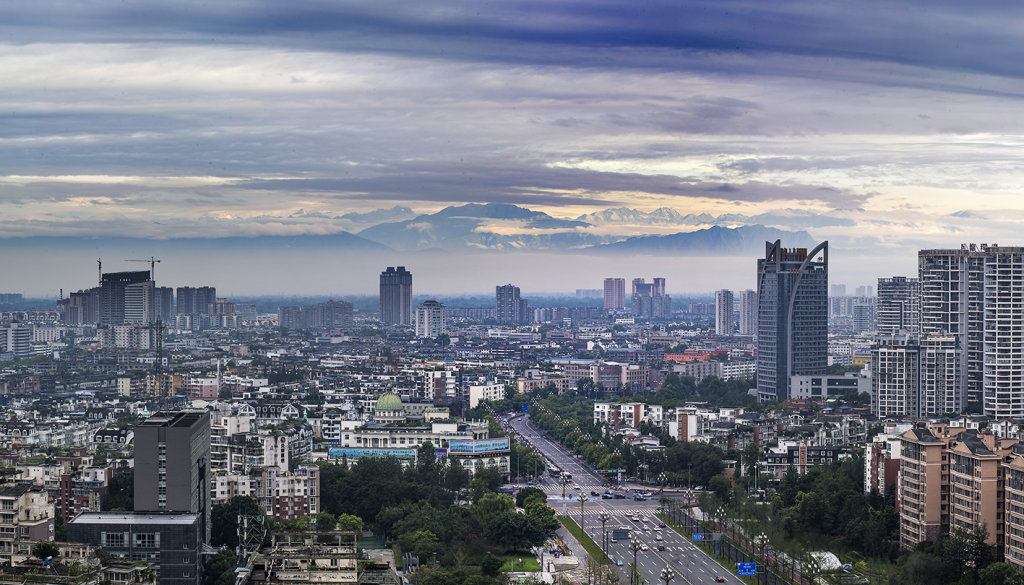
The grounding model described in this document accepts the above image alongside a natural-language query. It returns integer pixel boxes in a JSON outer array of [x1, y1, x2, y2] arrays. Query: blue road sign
[[738, 563, 756, 577], [522, 405, 529, 412], [692, 534, 704, 541]]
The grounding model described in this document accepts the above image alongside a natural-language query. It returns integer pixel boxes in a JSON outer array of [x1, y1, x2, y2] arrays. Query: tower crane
[[125, 257, 161, 280]]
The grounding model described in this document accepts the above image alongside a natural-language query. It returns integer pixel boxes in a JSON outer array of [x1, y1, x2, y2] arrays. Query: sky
[[3, 1, 1024, 296]]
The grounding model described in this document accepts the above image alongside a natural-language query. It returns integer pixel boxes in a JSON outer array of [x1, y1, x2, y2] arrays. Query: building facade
[[756, 240, 829, 401], [379, 267, 413, 325], [603, 278, 626, 310], [415, 300, 446, 338], [715, 289, 734, 336]]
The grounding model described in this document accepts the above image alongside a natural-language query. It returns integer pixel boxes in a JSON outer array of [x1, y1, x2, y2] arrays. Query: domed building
[[373, 392, 406, 423]]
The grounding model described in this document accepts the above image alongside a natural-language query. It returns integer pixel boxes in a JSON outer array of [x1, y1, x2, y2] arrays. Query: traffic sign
[[522, 405, 529, 412], [692, 533, 704, 541], [738, 563, 756, 577]]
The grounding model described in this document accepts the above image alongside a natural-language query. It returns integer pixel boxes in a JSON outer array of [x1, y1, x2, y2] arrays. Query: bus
[[549, 465, 562, 478]]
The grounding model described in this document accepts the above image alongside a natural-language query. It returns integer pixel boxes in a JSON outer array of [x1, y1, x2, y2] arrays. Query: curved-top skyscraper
[[756, 240, 828, 401]]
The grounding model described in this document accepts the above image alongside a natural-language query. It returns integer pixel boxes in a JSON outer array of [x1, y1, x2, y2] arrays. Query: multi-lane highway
[[506, 414, 743, 585]]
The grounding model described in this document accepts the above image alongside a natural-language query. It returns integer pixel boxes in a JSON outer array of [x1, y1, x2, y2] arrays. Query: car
[[715, 578, 726, 583], [655, 534, 663, 541], [657, 545, 665, 551], [616, 559, 623, 567], [658, 522, 666, 528], [640, 544, 649, 551], [602, 494, 612, 499], [614, 494, 626, 499], [591, 491, 600, 496]]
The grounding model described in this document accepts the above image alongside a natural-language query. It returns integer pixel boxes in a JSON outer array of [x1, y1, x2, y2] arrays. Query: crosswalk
[[564, 508, 662, 517]]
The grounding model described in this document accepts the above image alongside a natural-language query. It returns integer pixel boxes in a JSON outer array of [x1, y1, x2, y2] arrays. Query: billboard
[[328, 448, 417, 461], [448, 437, 511, 454]]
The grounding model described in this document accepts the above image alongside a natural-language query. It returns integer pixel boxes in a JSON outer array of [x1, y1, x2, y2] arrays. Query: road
[[505, 414, 745, 585]]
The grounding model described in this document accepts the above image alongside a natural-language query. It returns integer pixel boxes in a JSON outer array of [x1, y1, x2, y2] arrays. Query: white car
[[640, 544, 649, 551]]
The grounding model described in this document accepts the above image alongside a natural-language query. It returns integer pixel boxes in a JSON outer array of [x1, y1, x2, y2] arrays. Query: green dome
[[375, 392, 403, 411]]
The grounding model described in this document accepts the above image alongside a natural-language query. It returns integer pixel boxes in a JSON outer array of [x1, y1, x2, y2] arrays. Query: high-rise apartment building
[[415, 300, 446, 338], [831, 284, 847, 297], [496, 284, 529, 325], [175, 286, 217, 315], [738, 290, 757, 336], [873, 334, 960, 417], [756, 240, 828, 401], [99, 271, 151, 325], [877, 276, 920, 335], [631, 278, 671, 319], [134, 411, 212, 544], [0, 323, 32, 358], [603, 278, 626, 310], [65, 288, 100, 324], [715, 289, 734, 335], [379, 266, 412, 325], [154, 286, 174, 320]]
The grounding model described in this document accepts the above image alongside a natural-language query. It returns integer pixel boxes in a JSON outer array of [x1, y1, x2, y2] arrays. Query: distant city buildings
[[415, 300, 446, 338], [738, 289, 757, 335], [603, 278, 626, 310], [496, 284, 529, 325], [877, 276, 920, 335], [631, 277, 671, 319], [379, 266, 412, 325], [756, 240, 828, 401], [714, 289, 733, 336]]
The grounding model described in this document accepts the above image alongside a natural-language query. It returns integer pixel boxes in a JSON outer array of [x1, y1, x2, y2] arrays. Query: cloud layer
[[3, 2, 1024, 293]]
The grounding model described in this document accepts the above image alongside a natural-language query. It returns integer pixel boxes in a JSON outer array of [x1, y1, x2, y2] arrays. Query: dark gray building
[[379, 266, 413, 325], [134, 411, 211, 545], [67, 512, 202, 585], [756, 240, 829, 401], [99, 271, 151, 325], [496, 283, 529, 325]]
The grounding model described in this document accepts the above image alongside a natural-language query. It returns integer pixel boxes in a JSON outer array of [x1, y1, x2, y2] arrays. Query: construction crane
[[125, 257, 161, 280]]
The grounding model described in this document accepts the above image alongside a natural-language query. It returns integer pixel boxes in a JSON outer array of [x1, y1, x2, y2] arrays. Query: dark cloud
[[232, 158, 867, 207]]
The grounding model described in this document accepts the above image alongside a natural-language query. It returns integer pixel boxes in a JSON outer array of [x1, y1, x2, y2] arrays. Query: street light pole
[[660, 566, 674, 585], [577, 493, 587, 536], [629, 538, 643, 585], [598, 511, 610, 564]]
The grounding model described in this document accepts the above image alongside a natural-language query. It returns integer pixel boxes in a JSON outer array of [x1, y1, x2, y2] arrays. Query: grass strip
[[558, 516, 609, 563]]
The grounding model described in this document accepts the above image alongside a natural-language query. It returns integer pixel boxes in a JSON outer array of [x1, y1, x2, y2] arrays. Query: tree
[[205, 549, 239, 585], [210, 496, 263, 549], [32, 541, 59, 561], [515, 487, 546, 508], [315, 511, 337, 532], [336, 513, 364, 532], [708, 475, 732, 504], [480, 553, 502, 577], [470, 467, 503, 500], [978, 562, 1024, 585], [400, 529, 441, 561], [103, 469, 134, 511]]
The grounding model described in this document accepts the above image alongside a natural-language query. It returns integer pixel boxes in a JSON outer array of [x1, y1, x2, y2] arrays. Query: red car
[[715, 578, 726, 583], [658, 522, 666, 528]]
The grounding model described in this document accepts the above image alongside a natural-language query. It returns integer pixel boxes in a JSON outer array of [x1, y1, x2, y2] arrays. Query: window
[[101, 532, 127, 547], [134, 533, 159, 548]]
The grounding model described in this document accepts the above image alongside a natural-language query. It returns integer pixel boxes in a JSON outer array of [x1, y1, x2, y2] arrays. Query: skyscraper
[[877, 276, 920, 335], [738, 289, 758, 336], [715, 289, 734, 335], [379, 266, 413, 325], [154, 286, 174, 320], [756, 240, 828, 401], [415, 300, 446, 338], [603, 278, 626, 310], [175, 286, 217, 315], [134, 410, 212, 544], [124, 280, 155, 325], [631, 277, 671, 319], [496, 284, 529, 325], [99, 271, 151, 325]]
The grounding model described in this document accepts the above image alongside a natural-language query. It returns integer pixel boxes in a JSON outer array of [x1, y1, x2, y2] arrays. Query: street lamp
[[629, 539, 643, 585], [660, 566, 674, 585], [577, 493, 587, 535], [598, 511, 610, 563], [562, 474, 570, 499], [756, 532, 769, 584]]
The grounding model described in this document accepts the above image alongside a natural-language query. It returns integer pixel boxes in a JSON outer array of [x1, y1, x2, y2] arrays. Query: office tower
[[0, 323, 32, 358], [415, 300, 446, 338], [154, 286, 174, 320], [175, 286, 217, 315], [124, 280, 155, 325], [831, 284, 847, 297], [379, 266, 413, 325], [631, 278, 672, 319], [496, 284, 529, 325], [756, 240, 828, 401], [134, 410, 212, 544], [877, 276, 921, 335], [99, 271, 151, 325], [603, 278, 626, 310], [738, 290, 758, 335], [715, 290, 734, 335], [319, 300, 353, 330]]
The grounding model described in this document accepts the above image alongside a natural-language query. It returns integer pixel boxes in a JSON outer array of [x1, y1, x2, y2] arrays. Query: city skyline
[[3, 3, 1024, 294]]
